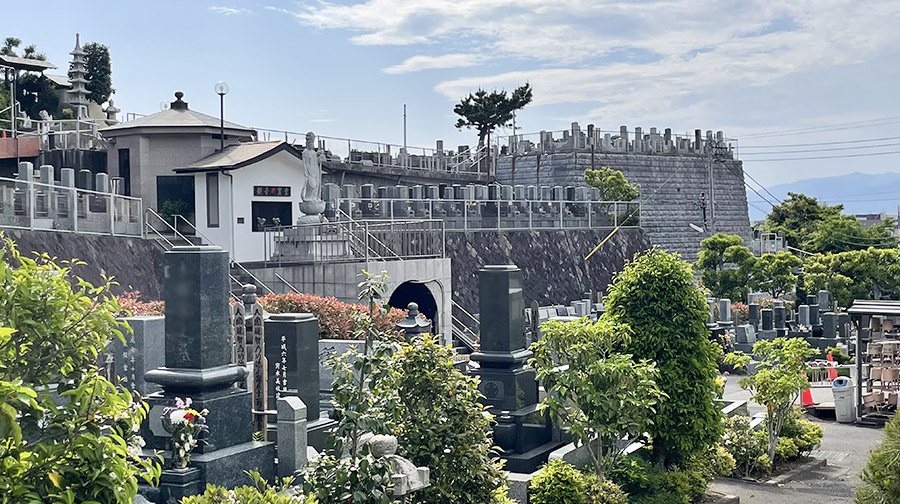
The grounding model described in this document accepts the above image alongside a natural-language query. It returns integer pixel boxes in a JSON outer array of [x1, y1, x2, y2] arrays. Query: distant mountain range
[[747, 172, 900, 222]]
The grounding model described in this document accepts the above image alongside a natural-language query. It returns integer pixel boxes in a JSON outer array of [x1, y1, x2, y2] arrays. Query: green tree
[[766, 192, 842, 251], [532, 317, 664, 478], [806, 248, 900, 305], [606, 249, 723, 467], [855, 413, 900, 504], [377, 333, 509, 504], [584, 167, 640, 201], [808, 214, 898, 254], [0, 237, 160, 503], [803, 253, 854, 308], [453, 83, 533, 150], [749, 251, 802, 299], [695, 233, 755, 302], [78, 42, 114, 104], [725, 338, 817, 462]]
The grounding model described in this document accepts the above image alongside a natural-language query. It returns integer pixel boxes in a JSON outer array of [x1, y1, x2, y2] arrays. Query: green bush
[[630, 492, 684, 504], [722, 416, 770, 478], [585, 475, 627, 504], [182, 483, 304, 503], [856, 413, 900, 503], [686, 444, 736, 483], [775, 437, 799, 463], [606, 249, 723, 466], [529, 459, 587, 504], [609, 456, 658, 497], [660, 469, 707, 503], [825, 346, 852, 365], [376, 334, 509, 504], [780, 409, 823, 457], [608, 454, 706, 504]]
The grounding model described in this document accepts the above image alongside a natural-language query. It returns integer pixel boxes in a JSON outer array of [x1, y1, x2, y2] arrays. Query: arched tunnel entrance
[[388, 281, 438, 333]]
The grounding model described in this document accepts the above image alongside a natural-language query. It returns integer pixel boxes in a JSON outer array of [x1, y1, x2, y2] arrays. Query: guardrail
[[0, 118, 106, 151], [0, 176, 142, 237], [336, 197, 641, 231], [262, 219, 445, 266], [254, 127, 487, 175]]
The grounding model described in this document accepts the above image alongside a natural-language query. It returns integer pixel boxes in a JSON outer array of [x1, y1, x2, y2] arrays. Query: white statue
[[299, 131, 327, 220]]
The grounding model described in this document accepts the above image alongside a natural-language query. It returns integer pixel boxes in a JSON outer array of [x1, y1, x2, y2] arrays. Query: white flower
[[170, 410, 186, 424]]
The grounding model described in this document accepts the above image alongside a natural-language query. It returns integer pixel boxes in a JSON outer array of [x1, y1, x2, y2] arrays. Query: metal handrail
[[274, 272, 299, 293], [338, 209, 402, 260], [144, 208, 192, 246], [451, 314, 479, 353]]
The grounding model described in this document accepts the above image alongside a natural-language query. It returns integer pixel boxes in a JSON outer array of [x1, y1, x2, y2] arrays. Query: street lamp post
[[214, 81, 229, 151]]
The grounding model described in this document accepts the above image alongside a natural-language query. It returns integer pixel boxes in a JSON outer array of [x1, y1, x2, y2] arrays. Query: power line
[[739, 116, 900, 139], [746, 150, 900, 162], [741, 135, 900, 149], [741, 141, 900, 156]]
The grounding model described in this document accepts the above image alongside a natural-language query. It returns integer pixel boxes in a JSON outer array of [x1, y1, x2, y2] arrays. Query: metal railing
[[336, 197, 641, 231], [0, 118, 106, 151], [262, 219, 445, 266], [253, 127, 485, 174], [451, 301, 480, 353], [0, 176, 142, 237]]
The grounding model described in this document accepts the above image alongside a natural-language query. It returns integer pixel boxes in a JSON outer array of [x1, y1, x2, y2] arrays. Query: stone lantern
[[396, 302, 431, 340]]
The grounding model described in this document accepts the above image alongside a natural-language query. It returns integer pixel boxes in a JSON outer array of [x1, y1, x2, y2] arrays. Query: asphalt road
[[709, 377, 885, 504]]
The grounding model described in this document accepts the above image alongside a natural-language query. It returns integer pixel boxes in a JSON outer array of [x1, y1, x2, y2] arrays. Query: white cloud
[[210, 6, 254, 15], [383, 54, 480, 74]]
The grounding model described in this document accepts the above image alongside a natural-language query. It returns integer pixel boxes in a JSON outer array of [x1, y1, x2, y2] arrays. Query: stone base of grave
[[307, 417, 337, 451], [471, 359, 539, 411], [492, 405, 562, 473], [191, 440, 276, 489], [158, 467, 202, 503], [733, 343, 755, 354], [501, 440, 567, 473], [143, 387, 254, 454], [806, 337, 840, 353], [757, 330, 777, 341]]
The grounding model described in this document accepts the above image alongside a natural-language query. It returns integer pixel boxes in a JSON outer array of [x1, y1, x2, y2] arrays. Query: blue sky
[[6, 0, 900, 196]]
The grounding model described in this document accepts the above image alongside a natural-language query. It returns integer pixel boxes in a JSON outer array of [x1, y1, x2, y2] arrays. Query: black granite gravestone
[[143, 246, 274, 492], [470, 265, 562, 473]]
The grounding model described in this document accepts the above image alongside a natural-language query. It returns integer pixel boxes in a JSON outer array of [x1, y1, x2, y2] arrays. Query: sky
[[5, 0, 900, 199]]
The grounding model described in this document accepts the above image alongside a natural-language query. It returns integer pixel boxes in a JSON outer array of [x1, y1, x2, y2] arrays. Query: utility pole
[[403, 104, 407, 170]]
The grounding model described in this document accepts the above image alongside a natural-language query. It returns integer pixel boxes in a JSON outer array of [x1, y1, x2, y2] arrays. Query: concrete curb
[[704, 490, 740, 504], [764, 457, 828, 485]]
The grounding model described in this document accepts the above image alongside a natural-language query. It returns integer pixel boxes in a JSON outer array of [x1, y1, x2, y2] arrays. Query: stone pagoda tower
[[67, 33, 90, 119]]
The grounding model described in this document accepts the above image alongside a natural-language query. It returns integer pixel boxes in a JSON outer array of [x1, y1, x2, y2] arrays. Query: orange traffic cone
[[801, 371, 817, 406], [827, 352, 838, 381]]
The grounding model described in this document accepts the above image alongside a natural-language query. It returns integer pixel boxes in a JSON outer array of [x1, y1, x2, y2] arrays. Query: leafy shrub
[[585, 475, 628, 504], [826, 346, 852, 365], [182, 479, 305, 503], [780, 408, 823, 457], [529, 459, 588, 504], [376, 334, 509, 504], [856, 413, 900, 504], [606, 249, 723, 466], [686, 444, 736, 483], [775, 437, 799, 462], [259, 292, 405, 340], [660, 469, 707, 503], [630, 493, 684, 504], [722, 416, 770, 478], [0, 237, 161, 503], [732, 302, 749, 325], [609, 456, 658, 497], [609, 453, 710, 504], [116, 291, 165, 316]]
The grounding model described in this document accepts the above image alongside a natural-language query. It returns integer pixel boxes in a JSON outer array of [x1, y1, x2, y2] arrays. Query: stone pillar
[[77, 169, 93, 190], [773, 301, 786, 330], [748, 303, 761, 329], [798, 305, 810, 327], [809, 303, 819, 328], [818, 290, 830, 312], [761, 309, 774, 330], [60, 168, 76, 188], [838, 313, 851, 339], [276, 396, 308, 477], [822, 312, 837, 339], [95, 172, 109, 193], [619, 125, 628, 151], [144, 246, 275, 489], [718, 299, 732, 324]]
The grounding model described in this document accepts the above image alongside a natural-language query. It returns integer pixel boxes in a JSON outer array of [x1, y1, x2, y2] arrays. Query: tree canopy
[[453, 83, 532, 149], [79, 42, 114, 104], [695, 233, 755, 302], [584, 167, 640, 201], [748, 251, 802, 299], [765, 192, 897, 253]]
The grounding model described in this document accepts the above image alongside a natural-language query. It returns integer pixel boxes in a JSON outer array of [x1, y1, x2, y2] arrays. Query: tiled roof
[[174, 141, 300, 173], [101, 108, 255, 134]]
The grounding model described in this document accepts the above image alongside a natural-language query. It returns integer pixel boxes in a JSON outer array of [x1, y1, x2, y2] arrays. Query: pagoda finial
[[75, 33, 81, 49]]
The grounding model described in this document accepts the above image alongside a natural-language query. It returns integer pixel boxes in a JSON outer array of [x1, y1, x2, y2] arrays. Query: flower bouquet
[[161, 397, 208, 469]]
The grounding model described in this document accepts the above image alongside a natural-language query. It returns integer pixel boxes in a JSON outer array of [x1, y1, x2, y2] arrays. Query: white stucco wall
[[193, 149, 305, 262]]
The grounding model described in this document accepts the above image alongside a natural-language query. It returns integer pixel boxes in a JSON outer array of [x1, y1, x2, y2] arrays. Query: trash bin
[[833, 376, 855, 423]]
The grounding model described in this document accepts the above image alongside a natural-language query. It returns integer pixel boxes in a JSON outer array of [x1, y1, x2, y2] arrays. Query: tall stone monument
[[471, 265, 561, 473], [143, 246, 275, 495]]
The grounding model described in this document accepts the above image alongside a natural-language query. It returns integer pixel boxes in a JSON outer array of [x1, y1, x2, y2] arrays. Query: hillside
[[747, 172, 900, 221]]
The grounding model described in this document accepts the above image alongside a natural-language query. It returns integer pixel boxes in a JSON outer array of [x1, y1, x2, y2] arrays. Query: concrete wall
[[2, 229, 164, 298], [246, 257, 452, 342], [496, 153, 751, 262], [193, 150, 305, 262], [446, 228, 650, 315]]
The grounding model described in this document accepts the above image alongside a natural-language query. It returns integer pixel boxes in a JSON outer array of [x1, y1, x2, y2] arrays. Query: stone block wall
[[496, 153, 751, 262]]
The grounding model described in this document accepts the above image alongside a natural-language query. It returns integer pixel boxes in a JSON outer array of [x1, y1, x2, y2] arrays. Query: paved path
[[709, 377, 885, 504]]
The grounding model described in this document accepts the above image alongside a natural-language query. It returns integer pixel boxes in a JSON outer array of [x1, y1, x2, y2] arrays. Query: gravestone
[[838, 313, 851, 340], [748, 303, 761, 330], [264, 312, 335, 450], [111, 316, 165, 397], [735, 324, 756, 344], [276, 396, 309, 478], [773, 302, 786, 330], [808, 303, 819, 328], [718, 298, 733, 328], [706, 299, 716, 327], [818, 290, 830, 312], [761, 309, 773, 330], [143, 246, 275, 491], [470, 265, 561, 473], [822, 312, 838, 340], [798, 305, 810, 327]]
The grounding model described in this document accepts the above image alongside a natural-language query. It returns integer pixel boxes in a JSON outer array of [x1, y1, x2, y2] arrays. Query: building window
[[118, 149, 130, 196], [207, 172, 219, 228], [251, 202, 292, 232]]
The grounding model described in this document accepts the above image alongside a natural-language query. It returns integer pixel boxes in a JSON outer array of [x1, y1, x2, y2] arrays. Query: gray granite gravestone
[[276, 396, 308, 478], [761, 309, 773, 330], [773, 302, 786, 330], [798, 305, 810, 327], [818, 290, 830, 312], [748, 303, 760, 330], [143, 246, 275, 490], [112, 316, 165, 397], [264, 312, 335, 450], [718, 298, 732, 328], [808, 303, 819, 328], [838, 313, 851, 340], [735, 324, 756, 344], [822, 312, 838, 339], [470, 265, 561, 473]]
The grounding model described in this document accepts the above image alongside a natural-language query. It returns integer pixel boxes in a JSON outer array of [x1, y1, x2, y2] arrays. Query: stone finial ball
[[367, 435, 398, 457], [175, 91, 184, 100], [407, 302, 419, 312], [242, 284, 257, 294]]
